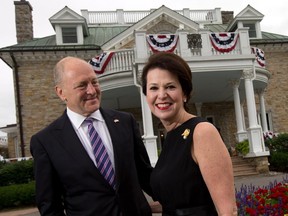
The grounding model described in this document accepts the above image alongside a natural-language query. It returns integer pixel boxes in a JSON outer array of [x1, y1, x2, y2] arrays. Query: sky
[[0, 0, 288, 133]]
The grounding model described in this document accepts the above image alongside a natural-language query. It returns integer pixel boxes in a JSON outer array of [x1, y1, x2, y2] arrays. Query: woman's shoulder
[[185, 116, 209, 128], [192, 118, 218, 137]]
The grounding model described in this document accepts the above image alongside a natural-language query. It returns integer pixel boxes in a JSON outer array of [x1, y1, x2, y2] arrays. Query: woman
[[142, 52, 237, 216]]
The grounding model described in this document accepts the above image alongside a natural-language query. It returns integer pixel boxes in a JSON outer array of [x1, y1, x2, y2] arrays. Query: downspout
[[10, 52, 25, 157]]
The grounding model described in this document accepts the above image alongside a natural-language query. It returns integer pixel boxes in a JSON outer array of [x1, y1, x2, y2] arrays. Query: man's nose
[[86, 83, 96, 94]]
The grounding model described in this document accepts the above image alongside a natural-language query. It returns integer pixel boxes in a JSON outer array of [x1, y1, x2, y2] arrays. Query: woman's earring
[[184, 98, 187, 103]]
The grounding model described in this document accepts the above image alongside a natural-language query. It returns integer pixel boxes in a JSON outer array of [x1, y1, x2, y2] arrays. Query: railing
[[81, 8, 222, 25], [177, 9, 219, 23], [98, 49, 134, 77], [100, 28, 253, 76], [135, 28, 252, 60]]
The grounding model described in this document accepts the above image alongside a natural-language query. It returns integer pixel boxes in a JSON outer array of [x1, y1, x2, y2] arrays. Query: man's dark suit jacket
[[30, 108, 153, 216]]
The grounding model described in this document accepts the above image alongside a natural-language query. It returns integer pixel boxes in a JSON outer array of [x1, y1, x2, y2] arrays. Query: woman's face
[[145, 68, 186, 123]]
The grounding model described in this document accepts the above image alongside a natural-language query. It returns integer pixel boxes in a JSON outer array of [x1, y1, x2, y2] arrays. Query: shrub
[[236, 139, 249, 156], [269, 152, 288, 172], [265, 133, 288, 153], [264, 133, 288, 172], [0, 181, 36, 210], [0, 160, 34, 186], [0, 160, 7, 170]]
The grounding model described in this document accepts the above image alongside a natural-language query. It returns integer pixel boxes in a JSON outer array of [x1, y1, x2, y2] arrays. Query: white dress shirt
[[66, 108, 115, 169]]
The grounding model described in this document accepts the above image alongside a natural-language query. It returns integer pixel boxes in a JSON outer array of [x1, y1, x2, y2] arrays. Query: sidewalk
[[0, 207, 39, 216], [0, 172, 287, 216]]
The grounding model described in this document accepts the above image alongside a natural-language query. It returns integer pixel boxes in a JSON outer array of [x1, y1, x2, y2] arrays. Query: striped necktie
[[85, 118, 116, 189]]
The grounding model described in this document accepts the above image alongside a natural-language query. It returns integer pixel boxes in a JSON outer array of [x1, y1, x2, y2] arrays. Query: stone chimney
[[221, 11, 234, 25], [14, 0, 33, 43]]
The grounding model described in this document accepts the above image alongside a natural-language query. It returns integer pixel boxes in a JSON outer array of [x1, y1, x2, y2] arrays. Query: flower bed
[[236, 175, 288, 215]]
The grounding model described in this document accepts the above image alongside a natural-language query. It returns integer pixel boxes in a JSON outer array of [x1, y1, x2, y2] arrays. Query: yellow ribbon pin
[[182, 129, 190, 139]]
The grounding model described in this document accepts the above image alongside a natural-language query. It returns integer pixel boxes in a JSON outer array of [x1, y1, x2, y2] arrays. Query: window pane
[[62, 27, 77, 43], [243, 23, 256, 38]]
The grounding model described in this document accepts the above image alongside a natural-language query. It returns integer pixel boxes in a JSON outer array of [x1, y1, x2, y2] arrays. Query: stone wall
[[254, 43, 288, 133]]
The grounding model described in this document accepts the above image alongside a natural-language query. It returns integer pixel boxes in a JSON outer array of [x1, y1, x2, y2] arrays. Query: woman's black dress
[[150, 117, 218, 216]]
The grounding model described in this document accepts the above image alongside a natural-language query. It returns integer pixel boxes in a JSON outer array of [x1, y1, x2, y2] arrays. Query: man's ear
[[55, 86, 66, 102]]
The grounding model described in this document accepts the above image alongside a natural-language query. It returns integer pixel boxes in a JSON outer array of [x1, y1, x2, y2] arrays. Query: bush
[[269, 152, 288, 172], [236, 139, 249, 156], [265, 133, 288, 153], [0, 160, 34, 186], [264, 133, 288, 172], [0, 181, 36, 210], [0, 160, 7, 170]]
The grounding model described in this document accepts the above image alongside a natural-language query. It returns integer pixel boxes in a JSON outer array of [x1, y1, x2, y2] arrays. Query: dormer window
[[49, 6, 89, 45], [226, 5, 263, 40], [62, 27, 78, 43], [243, 23, 256, 38]]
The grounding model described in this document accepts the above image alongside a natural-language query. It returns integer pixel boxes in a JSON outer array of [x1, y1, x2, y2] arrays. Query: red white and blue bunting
[[89, 52, 114, 74], [146, 34, 179, 53], [251, 47, 265, 67], [209, 32, 239, 53]]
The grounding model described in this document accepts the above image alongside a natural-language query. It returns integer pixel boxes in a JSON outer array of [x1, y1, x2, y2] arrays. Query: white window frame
[[55, 24, 84, 45], [257, 110, 273, 131]]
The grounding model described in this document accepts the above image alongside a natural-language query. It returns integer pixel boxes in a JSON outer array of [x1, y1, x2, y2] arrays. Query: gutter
[[10, 52, 25, 157]]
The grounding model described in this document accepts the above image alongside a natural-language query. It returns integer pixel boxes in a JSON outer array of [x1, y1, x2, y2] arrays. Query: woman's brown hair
[[141, 52, 193, 110]]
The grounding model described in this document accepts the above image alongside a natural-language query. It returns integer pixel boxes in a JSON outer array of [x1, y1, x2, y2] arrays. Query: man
[[30, 56, 153, 216]]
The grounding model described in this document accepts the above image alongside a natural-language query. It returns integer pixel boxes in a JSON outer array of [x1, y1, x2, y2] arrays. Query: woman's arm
[[192, 122, 237, 215]]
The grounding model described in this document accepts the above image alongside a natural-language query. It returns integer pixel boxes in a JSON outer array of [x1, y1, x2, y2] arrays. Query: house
[[1, 0, 288, 173], [0, 124, 17, 159]]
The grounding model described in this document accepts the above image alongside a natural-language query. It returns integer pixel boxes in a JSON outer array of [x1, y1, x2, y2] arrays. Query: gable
[[49, 6, 89, 36], [49, 6, 85, 21], [236, 5, 264, 19], [101, 5, 199, 50], [226, 4, 264, 33]]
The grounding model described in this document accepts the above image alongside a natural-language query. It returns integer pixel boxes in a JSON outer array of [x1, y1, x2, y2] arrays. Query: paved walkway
[[0, 172, 287, 216]]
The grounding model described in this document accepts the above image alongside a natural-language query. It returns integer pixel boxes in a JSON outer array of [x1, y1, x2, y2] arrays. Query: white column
[[257, 89, 268, 133], [230, 80, 247, 142], [242, 69, 269, 157], [237, 27, 251, 55], [134, 30, 149, 61], [243, 71, 258, 128], [198, 29, 213, 56], [133, 62, 158, 166], [176, 29, 191, 58], [139, 91, 158, 166], [240, 103, 246, 131]]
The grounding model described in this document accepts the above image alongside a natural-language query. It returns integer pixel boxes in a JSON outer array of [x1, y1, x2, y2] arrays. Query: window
[[243, 23, 256, 38], [62, 27, 77, 43], [257, 111, 273, 131]]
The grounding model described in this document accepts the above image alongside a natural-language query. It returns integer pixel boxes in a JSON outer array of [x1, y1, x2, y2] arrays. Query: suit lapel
[[54, 111, 115, 188], [53, 112, 96, 169]]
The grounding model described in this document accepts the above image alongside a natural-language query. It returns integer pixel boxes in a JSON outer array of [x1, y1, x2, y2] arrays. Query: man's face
[[56, 60, 101, 116]]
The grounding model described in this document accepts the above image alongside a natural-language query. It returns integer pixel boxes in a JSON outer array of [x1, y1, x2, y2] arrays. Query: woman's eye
[[149, 86, 158, 91], [167, 85, 175, 89]]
